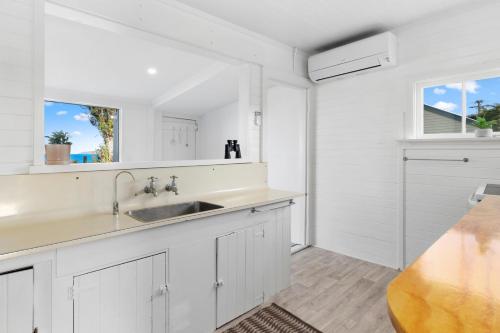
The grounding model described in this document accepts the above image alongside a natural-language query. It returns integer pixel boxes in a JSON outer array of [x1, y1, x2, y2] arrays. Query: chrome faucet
[[165, 175, 179, 195], [113, 171, 135, 215], [143, 176, 160, 197]]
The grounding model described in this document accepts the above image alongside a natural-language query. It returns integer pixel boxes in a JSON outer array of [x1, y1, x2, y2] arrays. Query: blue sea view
[[70, 154, 97, 163]]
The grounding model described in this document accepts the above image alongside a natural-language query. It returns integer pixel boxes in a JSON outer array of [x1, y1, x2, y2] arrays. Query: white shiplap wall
[[0, 0, 35, 171], [404, 145, 500, 266], [312, 1, 500, 269]]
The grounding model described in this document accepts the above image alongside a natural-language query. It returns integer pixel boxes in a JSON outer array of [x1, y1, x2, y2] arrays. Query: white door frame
[[262, 70, 313, 252]]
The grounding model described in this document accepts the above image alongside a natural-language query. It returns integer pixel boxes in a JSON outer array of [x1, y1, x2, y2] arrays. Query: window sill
[[28, 159, 251, 174], [398, 137, 500, 145]]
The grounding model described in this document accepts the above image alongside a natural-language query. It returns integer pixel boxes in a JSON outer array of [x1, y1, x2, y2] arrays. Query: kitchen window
[[415, 73, 500, 138], [44, 100, 120, 163]]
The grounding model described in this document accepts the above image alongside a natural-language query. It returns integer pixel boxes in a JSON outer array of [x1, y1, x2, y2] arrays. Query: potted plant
[[45, 130, 72, 165], [474, 117, 497, 138]]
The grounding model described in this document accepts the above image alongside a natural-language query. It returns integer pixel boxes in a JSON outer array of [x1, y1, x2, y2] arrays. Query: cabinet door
[[264, 206, 291, 299], [169, 238, 216, 333], [216, 224, 265, 328], [73, 253, 167, 333], [0, 268, 34, 333]]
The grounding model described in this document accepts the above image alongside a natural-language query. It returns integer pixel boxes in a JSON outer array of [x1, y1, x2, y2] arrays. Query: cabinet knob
[[214, 280, 224, 288], [159, 283, 169, 295]]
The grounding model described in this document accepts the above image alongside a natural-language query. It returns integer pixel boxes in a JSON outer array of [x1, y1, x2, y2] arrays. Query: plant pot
[[475, 128, 493, 138], [45, 144, 71, 165]]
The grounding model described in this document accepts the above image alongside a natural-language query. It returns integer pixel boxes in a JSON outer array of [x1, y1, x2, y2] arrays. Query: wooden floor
[[218, 246, 399, 333]]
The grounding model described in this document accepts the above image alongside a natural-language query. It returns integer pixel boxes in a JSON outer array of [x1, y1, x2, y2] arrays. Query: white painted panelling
[[0, 146, 32, 163], [0, 0, 35, 170], [0, 114, 32, 130], [161, 118, 197, 161], [215, 224, 265, 327], [0, 97, 32, 115], [265, 85, 307, 245], [169, 238, 216, 333], [0, 268, 34, 333], [152, 254, 168, 333], [0, 0, 33, 21], [198, 102, 239, 160], [312, 1, 500, 269], [73, 253, 166, 333], [216, 230, 247, 327], [0, 46, 31, 67], [244, 224, 264, 310], [33, 262, 52, 333], [263, 207, 291, 298], [404, 148, 500, 266]]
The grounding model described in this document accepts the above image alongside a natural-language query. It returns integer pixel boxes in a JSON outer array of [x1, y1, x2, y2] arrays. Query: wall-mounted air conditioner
[[308, 32, 397, 83]]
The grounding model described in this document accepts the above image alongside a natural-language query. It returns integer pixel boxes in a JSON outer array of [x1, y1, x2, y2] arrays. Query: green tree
[[469, 100, 500, 132], [86, 106, 118, 162]]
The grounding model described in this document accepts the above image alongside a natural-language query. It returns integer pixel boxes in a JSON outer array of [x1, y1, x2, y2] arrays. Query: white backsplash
[[0, 163, 267, 222]]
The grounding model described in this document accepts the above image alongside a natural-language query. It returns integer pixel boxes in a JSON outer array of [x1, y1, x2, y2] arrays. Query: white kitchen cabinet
[[73, 253, 167, 333], [169, 238, 216, 333], [0, 268, 34, 333], [8, 200, 294, 333], [263, 203, 292, 298], [215, 224, 265, 328]]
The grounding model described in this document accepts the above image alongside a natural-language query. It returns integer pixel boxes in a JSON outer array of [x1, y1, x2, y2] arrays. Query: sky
[[424, 77, 500, 116], [44, 101, 103, 154]]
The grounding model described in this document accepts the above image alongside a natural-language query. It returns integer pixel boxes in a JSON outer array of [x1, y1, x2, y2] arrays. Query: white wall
[[264, 85, 307, 246], [311, 1, 500, 268], [403, 143, 500, 266], [198, 102, 239, 160], [0, 0, 37, 173]]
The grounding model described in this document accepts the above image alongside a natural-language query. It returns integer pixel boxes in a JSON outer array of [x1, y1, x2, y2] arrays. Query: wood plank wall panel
[[312, 1, 500, 269], [0, 0, 34, 169], [404, 148, 500, 265]]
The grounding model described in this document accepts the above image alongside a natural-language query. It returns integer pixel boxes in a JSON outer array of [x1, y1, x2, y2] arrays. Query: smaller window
[[417, 74, 500, 137], [44, 101, 120, 163]]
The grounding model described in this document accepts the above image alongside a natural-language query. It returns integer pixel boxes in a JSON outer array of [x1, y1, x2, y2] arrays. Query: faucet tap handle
[[148, 176, 159, 183], [166, 176, 179, 195]]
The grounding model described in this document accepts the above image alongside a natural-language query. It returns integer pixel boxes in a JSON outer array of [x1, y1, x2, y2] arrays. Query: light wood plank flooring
[[218, 246, 399, 333]]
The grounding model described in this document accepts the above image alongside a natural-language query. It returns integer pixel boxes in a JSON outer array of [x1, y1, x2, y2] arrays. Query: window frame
[[414, 69, 500, 139], [39, 98, 123, 166]]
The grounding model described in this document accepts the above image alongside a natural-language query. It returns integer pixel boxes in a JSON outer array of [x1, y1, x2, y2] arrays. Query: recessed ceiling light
[[147, 67, 158, 75]]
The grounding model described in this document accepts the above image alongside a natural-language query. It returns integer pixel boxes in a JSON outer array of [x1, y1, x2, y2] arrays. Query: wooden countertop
[[387, 195, 500, 333], [0, 187, 301, 261]]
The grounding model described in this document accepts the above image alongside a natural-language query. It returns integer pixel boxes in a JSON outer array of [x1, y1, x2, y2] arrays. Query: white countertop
[[0, 187, 301, 261]]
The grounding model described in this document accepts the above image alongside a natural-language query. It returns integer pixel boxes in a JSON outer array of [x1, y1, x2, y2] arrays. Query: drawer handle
[[251, 200, 295, 214]]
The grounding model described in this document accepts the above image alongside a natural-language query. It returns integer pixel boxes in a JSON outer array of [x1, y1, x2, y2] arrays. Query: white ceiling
[[179, 0, 486, 51], [45, 15, 234, 106], [157, 66, 239, 116]]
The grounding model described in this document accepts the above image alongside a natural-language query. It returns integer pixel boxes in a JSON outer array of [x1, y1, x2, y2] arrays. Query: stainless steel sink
[[126, 201, 224, 223]]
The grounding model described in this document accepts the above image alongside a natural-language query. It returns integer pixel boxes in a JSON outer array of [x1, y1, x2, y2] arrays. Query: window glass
[[423, 83, 462, 134], [44, 101, 119, 163], [466, 77, 500, 132]]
